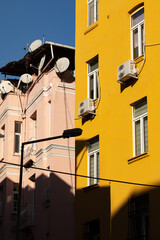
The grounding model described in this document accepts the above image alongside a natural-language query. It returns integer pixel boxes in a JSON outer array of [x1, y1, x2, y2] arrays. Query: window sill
[[134, 55, 144, 64], [82, 183, 99, 192], [84, 21, 99, 35], [13, 153, 20, 157], [128, 152, 149, 164]]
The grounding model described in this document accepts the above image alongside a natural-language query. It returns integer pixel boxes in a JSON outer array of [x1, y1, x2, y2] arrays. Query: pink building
[[0, 41, 75, 240]]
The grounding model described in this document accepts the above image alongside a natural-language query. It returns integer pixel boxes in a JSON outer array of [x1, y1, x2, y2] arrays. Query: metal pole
[[16, 143, 24, 240]]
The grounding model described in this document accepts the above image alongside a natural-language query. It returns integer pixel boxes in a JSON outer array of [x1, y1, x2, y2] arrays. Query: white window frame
[[1, 125, 5, 158], [88, 0, 98, 26], [88, 57, 99, 100], [88, 139, 99, 186], [12, 185, 19, 214], [131, 7, 144, 59], [30, 111, 37, 151], [49, 100, 52, 137], [33, 118, 37, 151], [14, 122, 21, 154], [132, 101, 148, 156]]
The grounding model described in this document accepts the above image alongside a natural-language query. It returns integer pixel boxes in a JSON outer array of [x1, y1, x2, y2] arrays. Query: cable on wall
[[0, 160, 160, 188]]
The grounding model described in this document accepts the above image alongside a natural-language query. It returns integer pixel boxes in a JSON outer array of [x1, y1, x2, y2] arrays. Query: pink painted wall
[[0, 66, 75, 239]]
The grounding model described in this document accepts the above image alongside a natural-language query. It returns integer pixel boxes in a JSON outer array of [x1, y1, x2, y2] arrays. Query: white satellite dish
[[0, 84, 5, 94], [39, 54, 46, 71], [17, 73, 33, 89], [0, 81, 13, 94], [54, 57, 70, 73], [21, 73, 33, 84], [29, 39, 42, 52]]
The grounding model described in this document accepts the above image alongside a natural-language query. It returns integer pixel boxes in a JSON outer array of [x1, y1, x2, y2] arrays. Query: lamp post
[[16, 128, 82, 240]]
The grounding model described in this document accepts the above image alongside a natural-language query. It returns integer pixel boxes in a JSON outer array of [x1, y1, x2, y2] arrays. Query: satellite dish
[[20, 73, 33, 84], [54, 57, 70, 73], [0, 84, 5, 94], [17, 73, 33, 89], [0, 81, 13, 94], [29, 39, 42, 52], [39, 54, 46, 71]]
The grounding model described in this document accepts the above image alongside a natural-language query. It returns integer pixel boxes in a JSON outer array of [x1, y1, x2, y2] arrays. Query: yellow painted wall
[[75, 0, 160, 239]]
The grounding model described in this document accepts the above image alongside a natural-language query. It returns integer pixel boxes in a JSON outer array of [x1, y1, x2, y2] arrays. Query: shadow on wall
[[0, 177, 20, 240], [56, 70, 75, 83], [112, 186, 160, 240], [35, 173, 75, 240], [75, 185, 110, 240], [0, 173, 75, 240], [76, 183, 160, 240], [75, 139, 87, 170]]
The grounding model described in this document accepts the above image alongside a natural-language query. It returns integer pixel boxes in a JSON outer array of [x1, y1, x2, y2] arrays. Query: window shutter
[[88, 0, 94, 26], [131, 8, 144, 27], [89, 140, 99, 152], [90, 155, 94, 185], [88, 56, 98, 73], [135, 120, 141, 155], [144, 116, 148, 152], [133, 99, 147, 118]]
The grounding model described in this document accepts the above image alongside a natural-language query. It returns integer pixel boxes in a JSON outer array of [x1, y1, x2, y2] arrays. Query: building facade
[[0, 41, 75, 240], [75, 1, 160, 239]]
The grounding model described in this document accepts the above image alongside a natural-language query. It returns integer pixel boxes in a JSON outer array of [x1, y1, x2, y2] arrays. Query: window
[[131, 7, 144, 59], [132, 98, 148, 156], [0, 186, 3, 220], [30, 111, 37, 150], [88, 0, 98, 26], [88, 56, 99, 100], [83, 219, 100, 240], [128, 194, 149, 240], [29, 174, 36, 213], [88, 136, 99, 186], [1, 125, 5, 158], [12, 183, 19, 214], [49, 101, 51, 137], [14, 122, 21, 154]]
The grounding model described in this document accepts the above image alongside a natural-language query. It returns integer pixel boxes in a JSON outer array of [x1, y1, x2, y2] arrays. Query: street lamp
[[16, 128, 82, 240]]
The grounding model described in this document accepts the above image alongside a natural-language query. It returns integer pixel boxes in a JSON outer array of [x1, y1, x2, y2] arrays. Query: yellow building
[[75, 0, 160, 239]]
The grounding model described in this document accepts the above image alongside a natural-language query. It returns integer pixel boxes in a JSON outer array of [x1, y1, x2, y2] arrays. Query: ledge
[[128, 152, 149, 164], [13, 153, 20, 157], [84, 21, 99, 35]]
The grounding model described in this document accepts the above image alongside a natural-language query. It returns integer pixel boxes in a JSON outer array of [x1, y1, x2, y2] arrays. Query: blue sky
[[0, 0, 75, 80]]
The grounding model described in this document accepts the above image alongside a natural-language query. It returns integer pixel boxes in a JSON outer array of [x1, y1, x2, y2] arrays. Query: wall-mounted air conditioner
[[117, 60, 138, 83], [78, 99, 95, 117]]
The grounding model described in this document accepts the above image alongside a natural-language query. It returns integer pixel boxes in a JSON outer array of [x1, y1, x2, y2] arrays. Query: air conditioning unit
[[78, 99, 95, 117], [117, 60, 138, 83]]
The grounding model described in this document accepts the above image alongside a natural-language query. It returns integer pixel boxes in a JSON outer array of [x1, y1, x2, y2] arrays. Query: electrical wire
[[0, 160, 160, 188]]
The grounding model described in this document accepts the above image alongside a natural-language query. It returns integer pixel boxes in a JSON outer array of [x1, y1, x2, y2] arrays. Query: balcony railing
[[24, 137, 36, 160]]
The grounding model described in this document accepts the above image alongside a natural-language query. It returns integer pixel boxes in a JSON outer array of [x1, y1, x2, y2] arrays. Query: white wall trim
[[26, 84, 52, 112], [35, 143, 75, 158], [24, 152, 75, 175], [0, 163, 19, 174], [0, 112, 21, 125], [0, 172, 19, 181], [58, 83, 75, 90], [35, 152, 75, 167], [56, 89, 75, 95], [0, 107, 20, 120]]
